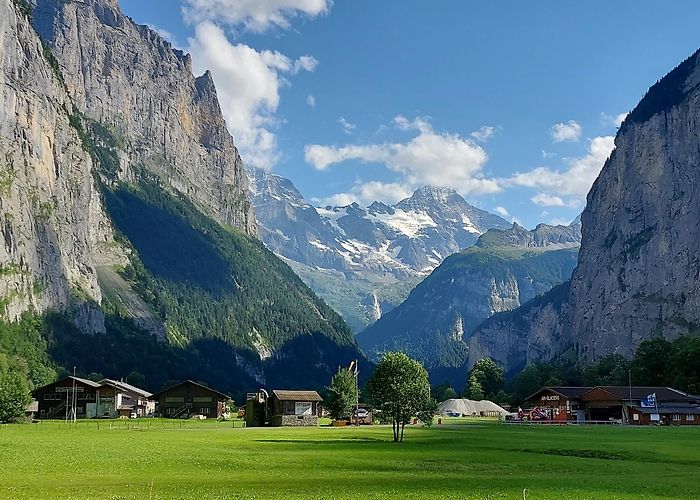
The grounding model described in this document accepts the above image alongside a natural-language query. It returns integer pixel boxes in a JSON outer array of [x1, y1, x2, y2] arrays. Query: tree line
[[432, 335, 700, 407]]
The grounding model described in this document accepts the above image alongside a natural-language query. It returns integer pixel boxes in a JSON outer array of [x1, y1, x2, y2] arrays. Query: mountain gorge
[[355, 221, 581, 384], [249, 167, 511, 331], [468, 48, 700, 374], [0, 0, 367, 396]]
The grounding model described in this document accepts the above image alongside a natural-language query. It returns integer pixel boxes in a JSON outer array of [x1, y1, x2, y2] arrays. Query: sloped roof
[[525, 386, 593, 401], [32, 376, 101, 395], [272, 390, 323, 402], [100, 378, 152, 398], [582, 386, 698, 402], [150, 380, 231, 400], [632, 405, 700, 415]]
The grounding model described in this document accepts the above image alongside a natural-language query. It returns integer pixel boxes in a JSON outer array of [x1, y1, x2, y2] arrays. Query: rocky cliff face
[[249, 168, 511, 331], [0, 0, 367, 394], [356, 221, 581, 382], [468, 48, 700, 373], [0, 0, 120, 326], [568, 50, 700, 359], [31, 0, 255, 234]]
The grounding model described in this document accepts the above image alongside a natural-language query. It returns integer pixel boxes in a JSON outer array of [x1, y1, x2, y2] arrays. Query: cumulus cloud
[[551, 120, 583, 142], [306, 94, 316, 107], [600, 112, 628, 128], [338, 116, 356, 134], [305, 116, 499, 196], [471, 126, 497, 142], [182, 0, 331, 32], [187, 22, 318, 169], [507, 135, 615, 205], [494, 206, 510, 217], [531, 193, 566, 207], [313, 181, 412, 207]]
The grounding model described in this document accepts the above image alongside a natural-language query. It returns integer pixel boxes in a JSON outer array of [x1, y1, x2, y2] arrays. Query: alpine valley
[[249, 167, 511, 332], [0, 0, 368, 398]]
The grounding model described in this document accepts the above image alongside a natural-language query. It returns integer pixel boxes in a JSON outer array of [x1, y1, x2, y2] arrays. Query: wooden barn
[[32, 376, 102, 419], [151, 380, 231, 419]]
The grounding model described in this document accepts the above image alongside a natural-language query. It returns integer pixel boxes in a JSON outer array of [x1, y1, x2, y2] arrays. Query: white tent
[[437, 398, 508, 417]]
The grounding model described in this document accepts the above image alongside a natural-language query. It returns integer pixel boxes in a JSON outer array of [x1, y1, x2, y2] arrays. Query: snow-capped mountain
[[248, 168, 511, 331]]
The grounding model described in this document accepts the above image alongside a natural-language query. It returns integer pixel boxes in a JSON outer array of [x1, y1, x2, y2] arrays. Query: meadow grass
[[0, 419, 698, 499]]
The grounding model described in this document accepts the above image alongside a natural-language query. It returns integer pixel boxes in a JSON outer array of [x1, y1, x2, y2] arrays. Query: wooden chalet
[[150, 380, 231, 419], [32, 376, 102, 419]]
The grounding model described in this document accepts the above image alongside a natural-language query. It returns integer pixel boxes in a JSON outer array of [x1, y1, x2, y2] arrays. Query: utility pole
[[71, 367, 77, 424], [355, 359, 359, 427]]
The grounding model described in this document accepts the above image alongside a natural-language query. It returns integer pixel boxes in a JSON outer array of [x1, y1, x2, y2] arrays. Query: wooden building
[[98, 379, 154, 418], [32, 376, 102, 419], [526, 386, 700, 425], [580, 386, 700, 425], [269, 390, 322, 426], [524, 387, 591, 422], [151, 380, 231, 419]]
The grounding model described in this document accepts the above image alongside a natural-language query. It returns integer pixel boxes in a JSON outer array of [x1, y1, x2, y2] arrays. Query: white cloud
[[471, 126, 497, 142], [507, 135, 615, 204], [306, 94, 316, 107], [293, 55, 319, 74], [338, 116, 356, 134], [531, 193, 566, 207], [182, 0, 331, 32], [551, 120, 583, 143], [541, 150, 557, 160], [313, 181, 412, 207], [600, 112, 628, 128], [305, 116, 500, 196], [494, 206, 510, 217], [187, 22, 317, 169]]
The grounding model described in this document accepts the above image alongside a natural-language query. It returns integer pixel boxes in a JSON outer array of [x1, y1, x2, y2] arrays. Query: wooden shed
[[269, 390, 322, 426]]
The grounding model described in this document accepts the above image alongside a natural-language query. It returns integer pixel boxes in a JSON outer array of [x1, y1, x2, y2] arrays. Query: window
[[193, 397, 212, 403], [165, 397, 184, 403], [201, 408, 211, 415], [44, 394, 61, 401], [672, 414, 681, 421], [686, 415, 695, 422], [78, 393, 95, 401]]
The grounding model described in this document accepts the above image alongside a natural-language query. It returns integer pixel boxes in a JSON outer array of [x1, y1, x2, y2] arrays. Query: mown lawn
[[0, 419, 698, 499]]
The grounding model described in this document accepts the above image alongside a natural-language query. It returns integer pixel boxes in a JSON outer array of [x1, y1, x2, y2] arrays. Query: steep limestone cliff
[[468, 48, 700, 372], [31, 0, 256, 234], [0, 0, 120, 325], [568, 50, 700, 359]]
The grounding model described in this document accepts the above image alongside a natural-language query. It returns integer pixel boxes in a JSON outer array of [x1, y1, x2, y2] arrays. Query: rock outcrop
[[468, 48, 700, 372], [31, 0, 256, 234], [356, 221, 581, 382], [0, 0, 120, 325]]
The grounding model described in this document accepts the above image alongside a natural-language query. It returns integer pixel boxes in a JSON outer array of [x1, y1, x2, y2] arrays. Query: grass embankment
[[0, 419, 697, 499]]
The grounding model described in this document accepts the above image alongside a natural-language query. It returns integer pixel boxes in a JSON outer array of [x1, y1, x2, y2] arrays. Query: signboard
[[541, 395, 560, 401], [295, 402, 313, 416], [56, 386, 84, 393], [650, 414, 660, 422]]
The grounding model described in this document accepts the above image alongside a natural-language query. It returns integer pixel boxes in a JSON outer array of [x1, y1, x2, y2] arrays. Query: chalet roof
[[525, 386, 593, 401], [272, 390, 323, 402], [100, 378, 152, 398], [582, 386, 698, 402], [32, 376, 101, 395], [150, 380, 231, 400]]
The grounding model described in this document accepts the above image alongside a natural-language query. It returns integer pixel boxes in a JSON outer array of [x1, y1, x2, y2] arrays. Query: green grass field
[[0, 419, 698, 499]]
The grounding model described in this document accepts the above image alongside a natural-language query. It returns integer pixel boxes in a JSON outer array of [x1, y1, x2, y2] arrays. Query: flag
[[640, 393, 657, 408]]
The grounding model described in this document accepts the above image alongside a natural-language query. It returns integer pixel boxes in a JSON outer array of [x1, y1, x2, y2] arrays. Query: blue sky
[[121, 0, 700, 227]]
